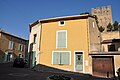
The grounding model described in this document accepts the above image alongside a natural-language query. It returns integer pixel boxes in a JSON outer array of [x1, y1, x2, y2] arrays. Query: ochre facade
[[0, 31, 28, 62], [29, 14, 101, 74]]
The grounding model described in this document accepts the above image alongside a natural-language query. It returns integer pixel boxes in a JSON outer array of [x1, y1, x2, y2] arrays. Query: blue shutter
[[32, 51, 36, 67]]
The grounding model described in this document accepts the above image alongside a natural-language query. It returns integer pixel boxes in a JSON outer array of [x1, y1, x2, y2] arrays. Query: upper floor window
[[59, 21, 65, 26], [33, 34, 37, 43], [56, 30, 67, 48], [8, 41, 14, 49], [18, 44, 24, 52], [93, 22, 95, 28]]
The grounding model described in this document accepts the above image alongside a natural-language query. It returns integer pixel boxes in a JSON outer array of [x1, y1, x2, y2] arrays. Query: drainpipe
[[38, 20, 42, 64]]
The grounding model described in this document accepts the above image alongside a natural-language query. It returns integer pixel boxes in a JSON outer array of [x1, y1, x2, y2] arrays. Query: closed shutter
[[18, 44, 20, 50], [53, 52, 60, 64], [61, 52, 70, 65], [8, 41, 11, 49], [57, 31, 66, 48], [4, 52, 8, 61], [11, 42, 14, 49]]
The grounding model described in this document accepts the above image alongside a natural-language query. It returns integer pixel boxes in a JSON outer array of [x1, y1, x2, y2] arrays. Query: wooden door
[[92, 56, 114, 78]]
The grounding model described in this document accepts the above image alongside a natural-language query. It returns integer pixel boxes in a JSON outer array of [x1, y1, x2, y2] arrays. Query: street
[[0, 63, 117, 80]]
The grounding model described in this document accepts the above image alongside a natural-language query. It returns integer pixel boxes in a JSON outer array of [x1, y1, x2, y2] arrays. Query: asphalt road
[[0, 63, 117, 80]]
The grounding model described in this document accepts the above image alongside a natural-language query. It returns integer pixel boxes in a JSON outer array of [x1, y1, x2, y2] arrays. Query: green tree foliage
[[107, 23, 113, 31], [113, 21, 119, 31], [80, 12, 90, 15], [107, 21, 119, 32], [98, 26, 105, 32]]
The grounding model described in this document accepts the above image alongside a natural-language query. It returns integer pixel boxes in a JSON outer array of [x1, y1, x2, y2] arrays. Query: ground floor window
[[52, 51, 71, 65]]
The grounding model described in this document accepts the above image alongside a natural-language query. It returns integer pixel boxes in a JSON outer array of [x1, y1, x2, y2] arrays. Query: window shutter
[[61, 52, 70, 65], [22, 45, 24, 52], [8, 41, 11, 49], [57, 31, 66, 48], [20, 45, 23, 51], [11, 42, 14, 49], [18, 44, 20, 50], [4, 52, 8, 61], [53, 52, 60, 64]]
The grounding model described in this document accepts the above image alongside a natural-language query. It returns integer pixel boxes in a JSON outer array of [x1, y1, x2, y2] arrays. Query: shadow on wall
[[32, 64, 116, 79], [32, 64, 86, 74], [0, 49, 20, 63], [0, 50, 5, 62]]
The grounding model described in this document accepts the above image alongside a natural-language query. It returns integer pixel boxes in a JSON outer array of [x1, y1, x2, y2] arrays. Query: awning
[[101, 39, 120, 44], [89, 51, 120, 56]]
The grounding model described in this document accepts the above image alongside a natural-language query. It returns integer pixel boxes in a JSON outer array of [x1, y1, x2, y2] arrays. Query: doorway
[[92, 56, 115, 77], [74, 51, 84, 72]]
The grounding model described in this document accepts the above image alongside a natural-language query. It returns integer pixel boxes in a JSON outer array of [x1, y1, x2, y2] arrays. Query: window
[[108, 44, 116, 51], [8, 41, 14, 49], [59, 21, 65, 26], [93, 22, 95, 28], [56, 30, 67, 48], [18, 44, 24, 52], [33, 34, 37, 43], [52, 51, 70, 65]]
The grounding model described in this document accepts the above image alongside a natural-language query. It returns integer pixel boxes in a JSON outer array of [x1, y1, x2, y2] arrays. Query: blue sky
[[0, 0, 120, 39]]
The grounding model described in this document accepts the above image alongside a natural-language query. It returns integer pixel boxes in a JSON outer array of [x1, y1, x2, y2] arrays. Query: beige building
[[0, 30, 28, 62], [92, 5, 113, 31], [90, 31, 120, 77]]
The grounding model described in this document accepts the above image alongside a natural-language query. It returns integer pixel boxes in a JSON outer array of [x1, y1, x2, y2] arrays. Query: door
[[92, 56, 114, 78], [32, 51, 36, 67], [7, 52, 14, 62], [75, 52, 83, 72]]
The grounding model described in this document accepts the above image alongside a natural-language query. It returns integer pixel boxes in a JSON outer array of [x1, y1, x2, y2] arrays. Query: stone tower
[[92, 5, 113, 31]]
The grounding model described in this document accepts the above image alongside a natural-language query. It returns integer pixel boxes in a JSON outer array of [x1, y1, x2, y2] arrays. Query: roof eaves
[[0, 31, 28, 41]]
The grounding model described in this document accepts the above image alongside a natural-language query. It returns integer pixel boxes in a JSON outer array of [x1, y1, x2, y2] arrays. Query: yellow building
[[29, 14, 101, 74], [0, 30, 28, 62]]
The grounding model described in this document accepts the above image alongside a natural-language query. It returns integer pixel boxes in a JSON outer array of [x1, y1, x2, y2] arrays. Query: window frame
[[58, 21, 65, 26], [52, 51, 71, 65], [56, 30, 67, 48], [33, 34, 37, 44], [8, 41, 14, 49], [18, 44, 24, 52], [93, 21, 95, 28]]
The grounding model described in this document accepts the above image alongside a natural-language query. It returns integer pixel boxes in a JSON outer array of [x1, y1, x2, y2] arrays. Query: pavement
[[0, 63, 118, 80]]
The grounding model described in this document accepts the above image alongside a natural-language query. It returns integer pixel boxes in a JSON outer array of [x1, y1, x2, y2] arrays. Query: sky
[[0, 0, 120, 39]]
